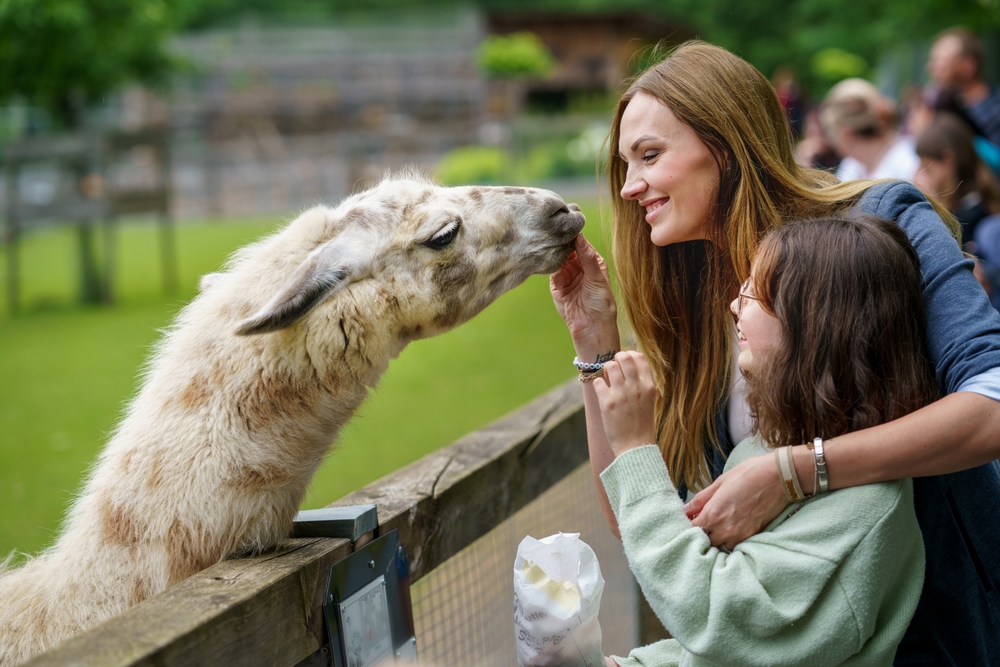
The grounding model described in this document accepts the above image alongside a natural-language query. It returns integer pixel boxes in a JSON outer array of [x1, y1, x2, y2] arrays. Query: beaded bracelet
[[573, 355, 618, 372]]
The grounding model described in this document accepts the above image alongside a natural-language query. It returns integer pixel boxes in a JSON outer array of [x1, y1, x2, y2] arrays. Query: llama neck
[[57, 308, 395, 588]]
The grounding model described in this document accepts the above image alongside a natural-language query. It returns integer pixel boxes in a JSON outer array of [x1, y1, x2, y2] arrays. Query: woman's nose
[[620, 169, 645, 200], [729, 296, 740, 317]]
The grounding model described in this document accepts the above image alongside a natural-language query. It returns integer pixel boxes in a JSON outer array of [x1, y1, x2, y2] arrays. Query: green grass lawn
[[0, 201, 608, 558]]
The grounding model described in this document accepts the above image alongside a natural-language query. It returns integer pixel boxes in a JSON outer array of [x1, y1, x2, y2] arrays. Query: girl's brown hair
[[746, 216, 940, 447], [607, 41, 958, 490]]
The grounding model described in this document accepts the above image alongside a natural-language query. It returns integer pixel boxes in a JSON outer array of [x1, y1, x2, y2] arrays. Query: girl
[[549, 41, 1000, 664], [594, 215, 935, 666]]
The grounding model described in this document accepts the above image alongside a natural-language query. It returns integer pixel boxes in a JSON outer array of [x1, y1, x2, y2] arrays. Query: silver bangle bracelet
[[813, 437, 829, 494]]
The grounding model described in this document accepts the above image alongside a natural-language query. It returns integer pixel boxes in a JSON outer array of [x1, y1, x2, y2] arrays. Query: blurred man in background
[[927, 27, 1000, 148]]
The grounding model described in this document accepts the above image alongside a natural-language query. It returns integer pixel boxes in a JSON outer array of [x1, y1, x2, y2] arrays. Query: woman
[[819, 78, 920, 182], [596, 215, 934, 666], [914, 111, 1000, 248], [550, 41, 1000, 664]]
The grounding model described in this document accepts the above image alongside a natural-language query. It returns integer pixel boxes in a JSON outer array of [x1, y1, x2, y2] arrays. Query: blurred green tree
[[0, 0, 179, 127]]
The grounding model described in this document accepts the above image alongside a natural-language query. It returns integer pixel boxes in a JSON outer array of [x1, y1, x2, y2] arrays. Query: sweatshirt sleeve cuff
[[600, 445, 680, 516]]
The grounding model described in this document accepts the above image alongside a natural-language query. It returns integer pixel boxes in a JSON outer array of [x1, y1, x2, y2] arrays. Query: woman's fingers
[[574, 234, 604, 274], [549, 251, 582, 293], [689, 455, 788, 548], [685, 478, 719, 520]]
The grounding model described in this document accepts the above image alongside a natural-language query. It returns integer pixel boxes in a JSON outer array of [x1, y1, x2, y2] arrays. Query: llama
[[0, 174, 585, 665]]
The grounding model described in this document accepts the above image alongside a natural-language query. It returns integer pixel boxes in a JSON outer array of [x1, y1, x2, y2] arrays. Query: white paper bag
[[513, 532, 605, 667]]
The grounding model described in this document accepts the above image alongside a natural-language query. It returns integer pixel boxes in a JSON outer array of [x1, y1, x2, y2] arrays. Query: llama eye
[[426, 220, 460, 250]]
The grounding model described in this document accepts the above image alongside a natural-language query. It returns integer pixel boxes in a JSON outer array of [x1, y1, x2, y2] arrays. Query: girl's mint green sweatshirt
[[601, 439, 924, 667]]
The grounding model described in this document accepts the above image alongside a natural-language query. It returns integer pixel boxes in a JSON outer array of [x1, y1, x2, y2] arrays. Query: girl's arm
[[549, 234, 623, 537], [688, 181, 1000, 549]]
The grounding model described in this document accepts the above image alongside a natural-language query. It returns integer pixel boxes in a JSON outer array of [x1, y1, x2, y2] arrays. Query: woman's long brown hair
[[746, 216, 939, 445], [607, 41, 959, 490]]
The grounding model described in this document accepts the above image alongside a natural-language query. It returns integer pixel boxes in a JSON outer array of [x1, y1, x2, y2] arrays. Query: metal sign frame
[[323, 529, 417, 667]]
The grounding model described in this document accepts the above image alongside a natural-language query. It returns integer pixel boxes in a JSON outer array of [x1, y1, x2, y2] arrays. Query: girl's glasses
[[737, 280, 758, 318]]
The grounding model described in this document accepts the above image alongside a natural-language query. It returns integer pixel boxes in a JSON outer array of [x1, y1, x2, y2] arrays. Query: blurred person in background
[[927, 27, 1000, 149], [915, 112, 1000, 309], [819, 78, 919, 182], [915, 112, 1000, 247], [794, 108, 842, 171], [772, 65, 806, 139], [907, 83, 1000, 179]]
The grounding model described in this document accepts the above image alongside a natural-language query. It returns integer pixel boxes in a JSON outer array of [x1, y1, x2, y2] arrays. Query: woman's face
[[730, 273, 782, 374], [618, 92, 721, 246]]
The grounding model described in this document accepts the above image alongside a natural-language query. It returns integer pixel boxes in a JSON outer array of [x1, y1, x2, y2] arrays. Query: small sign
[[324, 529, 416, 667], [339, 577, 393, 667]]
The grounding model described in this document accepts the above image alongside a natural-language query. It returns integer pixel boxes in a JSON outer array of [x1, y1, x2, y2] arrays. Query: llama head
[[232, 175, 585, 340]]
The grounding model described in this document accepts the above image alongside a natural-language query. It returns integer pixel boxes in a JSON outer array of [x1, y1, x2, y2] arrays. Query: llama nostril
[[543, 198, 570, 219]]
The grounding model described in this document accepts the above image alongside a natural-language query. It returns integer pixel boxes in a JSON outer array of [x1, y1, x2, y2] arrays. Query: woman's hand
[[684, 454, 788, 551], [550, 234, 620, 358], [592, 351, 658, 456]]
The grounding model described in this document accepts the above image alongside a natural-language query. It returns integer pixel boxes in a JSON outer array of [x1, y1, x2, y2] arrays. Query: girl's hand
[[549, 234, 620, 358], [684, 454, 788, 551], [592, 351, 658, 456]]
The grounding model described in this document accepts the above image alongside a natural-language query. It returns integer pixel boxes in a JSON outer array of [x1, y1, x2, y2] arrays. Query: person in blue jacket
[[550, 41, 1000, 665]]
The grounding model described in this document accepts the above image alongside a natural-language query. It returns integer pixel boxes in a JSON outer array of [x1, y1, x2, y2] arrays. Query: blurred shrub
[[438, 125, 608, 186], [476, 32, 555, 79], [811, 48, 869, 85], [437, 145, 510, 185], [567, 125, 607, 166]]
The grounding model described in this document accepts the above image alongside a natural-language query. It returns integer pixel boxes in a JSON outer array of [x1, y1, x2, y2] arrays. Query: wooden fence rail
[[25, 380, 589, 667]]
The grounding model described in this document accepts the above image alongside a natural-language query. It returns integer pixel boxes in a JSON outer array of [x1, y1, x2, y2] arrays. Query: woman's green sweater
[[601, 439, 924, 667]]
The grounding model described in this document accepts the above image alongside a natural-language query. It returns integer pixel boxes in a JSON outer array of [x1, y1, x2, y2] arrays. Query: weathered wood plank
[[23, 538, 351, 667], [332, 379, 586, 580], [22, 379, 586, 667]]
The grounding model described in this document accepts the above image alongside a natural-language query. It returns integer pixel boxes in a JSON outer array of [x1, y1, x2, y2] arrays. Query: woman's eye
[[642, 150, 660, 162], [426, 222, 459, 249]]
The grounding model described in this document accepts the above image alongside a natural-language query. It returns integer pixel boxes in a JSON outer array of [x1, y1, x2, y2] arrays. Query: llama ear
[[235, 237, 372, 336], [199, 272, 224, 292]]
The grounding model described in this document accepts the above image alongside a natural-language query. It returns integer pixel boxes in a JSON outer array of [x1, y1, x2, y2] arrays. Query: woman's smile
[[642, 197, 670, 223]]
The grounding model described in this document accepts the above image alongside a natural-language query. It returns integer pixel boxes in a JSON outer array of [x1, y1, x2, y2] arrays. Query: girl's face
[[730, 272, 782, 374], [617, 92, 721, 246]]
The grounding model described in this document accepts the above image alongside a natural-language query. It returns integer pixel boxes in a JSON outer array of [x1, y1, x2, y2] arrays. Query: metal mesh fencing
[[410, 463, 639, 666]]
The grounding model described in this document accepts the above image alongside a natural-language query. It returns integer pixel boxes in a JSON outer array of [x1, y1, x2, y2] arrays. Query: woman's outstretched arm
[[550, 234, 623, 538], [687, 390, 1000, 550]]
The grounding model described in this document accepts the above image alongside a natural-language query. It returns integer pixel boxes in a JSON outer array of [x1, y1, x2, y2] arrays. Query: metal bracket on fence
[[292, 505, 379, 540], [322, 528, 417, 667]]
